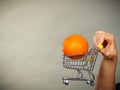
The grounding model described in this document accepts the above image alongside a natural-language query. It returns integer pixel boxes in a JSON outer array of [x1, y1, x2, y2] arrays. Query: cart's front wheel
[[86, 80, 90, 84], [86, 80, 94, 86], [63, 80, 69, 85]]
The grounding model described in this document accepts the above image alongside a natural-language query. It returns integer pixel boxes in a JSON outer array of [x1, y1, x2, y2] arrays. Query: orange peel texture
[[62, 34, 89, 60]]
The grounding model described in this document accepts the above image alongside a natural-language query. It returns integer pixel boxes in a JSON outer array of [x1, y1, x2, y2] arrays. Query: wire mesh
[[63, 46, 99, 71]]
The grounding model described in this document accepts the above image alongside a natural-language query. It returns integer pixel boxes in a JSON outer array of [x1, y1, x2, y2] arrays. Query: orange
[[62, 34, 89, 59]]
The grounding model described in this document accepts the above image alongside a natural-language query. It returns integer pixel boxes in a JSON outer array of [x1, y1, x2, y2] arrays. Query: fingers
[[93, 30, 118, 61], [93, 31, 115, 47]]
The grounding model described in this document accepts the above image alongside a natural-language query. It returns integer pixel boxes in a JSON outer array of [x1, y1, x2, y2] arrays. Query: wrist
[[101, 57, 118, 73], [102, 53, 118, 63]]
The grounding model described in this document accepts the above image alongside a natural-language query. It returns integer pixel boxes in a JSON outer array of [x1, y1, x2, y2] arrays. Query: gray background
[[0, 0, 120, 90]]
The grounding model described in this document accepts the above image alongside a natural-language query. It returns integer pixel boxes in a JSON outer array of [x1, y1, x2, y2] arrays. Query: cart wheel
[[86, 80, 90, 84], [90, 80, 94, 86], [63, 80, 69, 85]]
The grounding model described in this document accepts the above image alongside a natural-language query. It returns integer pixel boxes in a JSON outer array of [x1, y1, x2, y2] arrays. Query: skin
[[93, 31, 118, 90]]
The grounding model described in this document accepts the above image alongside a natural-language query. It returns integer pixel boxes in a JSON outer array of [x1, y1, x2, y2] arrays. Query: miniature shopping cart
[[62, 45, 102, 86]]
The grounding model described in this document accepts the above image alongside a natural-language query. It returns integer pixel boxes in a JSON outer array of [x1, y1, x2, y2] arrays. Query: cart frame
[[62, 46, 99, 86]]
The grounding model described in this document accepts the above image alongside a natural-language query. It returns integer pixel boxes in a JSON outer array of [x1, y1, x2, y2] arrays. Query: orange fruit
[[62, 34, 89, 59]]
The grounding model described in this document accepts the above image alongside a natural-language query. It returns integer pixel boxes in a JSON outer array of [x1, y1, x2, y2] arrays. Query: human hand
[[93, 31, 118, 61]]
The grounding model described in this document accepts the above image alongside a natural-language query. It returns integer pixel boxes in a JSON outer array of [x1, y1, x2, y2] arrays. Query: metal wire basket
[[62, 46, 100, 86]]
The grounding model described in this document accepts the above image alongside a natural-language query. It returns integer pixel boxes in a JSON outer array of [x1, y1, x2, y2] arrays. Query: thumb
[[93, 33, 104, 47]]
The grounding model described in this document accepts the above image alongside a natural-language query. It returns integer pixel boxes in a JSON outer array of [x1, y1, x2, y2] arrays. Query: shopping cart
[[62, 45, 102, 86]]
